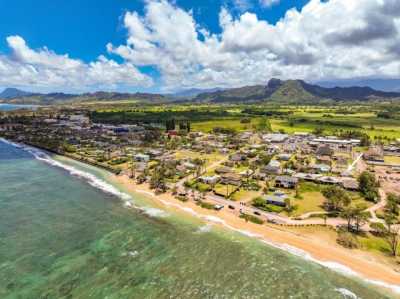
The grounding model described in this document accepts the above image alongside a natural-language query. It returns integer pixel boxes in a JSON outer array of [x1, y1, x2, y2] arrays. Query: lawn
[[291, 191, 326, 217], [213, 183, 238, 198], [174, 150, 224, 168], [231, 189, 261, 202], [358, 234, 392, 255], [188, 105, 400, 140]]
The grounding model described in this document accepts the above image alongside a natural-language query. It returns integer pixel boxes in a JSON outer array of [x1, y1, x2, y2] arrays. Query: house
[[263, 160, 281, 175], [215, 166, 233, 174], [316, 144, 334, 157], [277, 153, 292, 161], [312, 137, 360, 146], [262, 133, 289, 143], [220, 148, 230, 154], [220, 173, 242, 186], [183, 162, 197, 170], [239, 169, 254, 177], [147, 149, 163, 157], [199, 175, 220, 185], [317, 176, 340, 185], [253, 171, 268, 181], [335, 156, 349, 167], [134, 153, 150, 162], [311, 164, 331, 173], [230, 153, 246, 162], [341, 178, 359, 191], [275, 176, 299, 189], [294, 173, 323, 181], [364, 146, 384, 162], [264, 195, 287, 207]]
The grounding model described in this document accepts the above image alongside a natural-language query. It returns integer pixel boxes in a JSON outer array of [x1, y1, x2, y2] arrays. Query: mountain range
[[192, 79, 400, 103], [1, 78, 400, 105]]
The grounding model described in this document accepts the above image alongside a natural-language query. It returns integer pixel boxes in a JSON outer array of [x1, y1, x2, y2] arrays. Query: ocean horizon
[[0, 104, 40, 111], [0, 139, 396, 299]]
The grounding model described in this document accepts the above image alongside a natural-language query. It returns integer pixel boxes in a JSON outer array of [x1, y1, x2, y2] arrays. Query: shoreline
[[112, 173, 400, 293], [2, 138, 400, 295]]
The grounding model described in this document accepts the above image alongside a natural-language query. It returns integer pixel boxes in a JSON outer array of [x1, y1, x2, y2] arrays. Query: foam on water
[[2, 138, 399, 295], [196, 224, 213, 233], [1, 139, 171, 219], [123, 185, 400, 294], [142, 207, 169, 218], [335, 288, 359, 299]]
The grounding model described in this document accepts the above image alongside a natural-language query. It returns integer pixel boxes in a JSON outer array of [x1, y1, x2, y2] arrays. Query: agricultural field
[[89, 102, 400, 140], [190, 105, 400, 140]]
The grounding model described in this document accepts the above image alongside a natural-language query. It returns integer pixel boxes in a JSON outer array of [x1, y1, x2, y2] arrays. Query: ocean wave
[[2, 138, 399, 294], [196, 224, 213, 233], [130, 184, 400, 294], [335, 288, 358, 299], [142, 207, 169, 218], [1, 139, 172, 219]]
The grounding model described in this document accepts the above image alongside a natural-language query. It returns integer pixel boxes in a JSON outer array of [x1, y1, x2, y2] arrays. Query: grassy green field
[[90, 103, 400, 140], [192, 109, 400, 140]]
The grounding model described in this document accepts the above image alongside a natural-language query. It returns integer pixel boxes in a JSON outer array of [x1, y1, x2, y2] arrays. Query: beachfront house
[[220, 173, 242, 186], [264, 195, 287, 207]]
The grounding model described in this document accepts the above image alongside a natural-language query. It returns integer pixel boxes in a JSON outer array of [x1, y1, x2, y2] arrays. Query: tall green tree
[[256, 117, 272, 132], [371, 213, 400, 257], [358, 171, 380, 202], [322, 186, 350, 212]]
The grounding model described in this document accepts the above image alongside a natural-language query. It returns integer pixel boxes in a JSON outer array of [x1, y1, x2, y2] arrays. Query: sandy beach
[[112, 174, 400, 291]]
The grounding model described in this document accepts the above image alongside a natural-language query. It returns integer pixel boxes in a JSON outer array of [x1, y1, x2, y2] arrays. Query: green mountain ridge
[[2, 78, 400, 105], [193, 79, 400, 103]]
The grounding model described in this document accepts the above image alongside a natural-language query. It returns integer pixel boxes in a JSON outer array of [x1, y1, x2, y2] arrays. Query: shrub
[[337, 230, 359, 249], [176, 195, 188, 202], [197, 201, 215, 210], [196, 182, 212, 192], [240, 213, 264, 225]]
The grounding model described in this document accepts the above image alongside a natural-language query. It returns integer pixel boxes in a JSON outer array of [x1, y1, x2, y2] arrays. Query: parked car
[[214, 204, 224, 211]]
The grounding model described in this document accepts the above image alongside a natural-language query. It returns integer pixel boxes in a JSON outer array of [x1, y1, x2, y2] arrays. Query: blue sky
[[0, 0, 399, 93], [0, 0, 307, 61]]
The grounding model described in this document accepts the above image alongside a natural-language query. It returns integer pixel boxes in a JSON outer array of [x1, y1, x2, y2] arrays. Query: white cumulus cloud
[[107, 0, 400, 91], [0, 35, 153, 92]]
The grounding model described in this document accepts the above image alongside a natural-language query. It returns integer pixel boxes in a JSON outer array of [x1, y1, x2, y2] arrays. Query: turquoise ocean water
[[0, 140, 397, 298], [0, 104, 39, 111]]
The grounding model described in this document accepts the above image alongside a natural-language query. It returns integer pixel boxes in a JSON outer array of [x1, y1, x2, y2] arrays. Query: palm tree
[[130, 157, 136, 179]]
